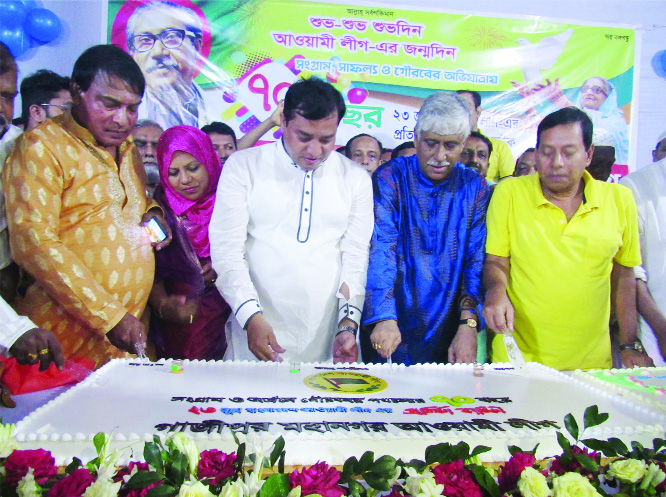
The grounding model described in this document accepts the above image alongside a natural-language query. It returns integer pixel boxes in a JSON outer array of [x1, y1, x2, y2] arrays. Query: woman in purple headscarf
[[148, 125, 230, 360]]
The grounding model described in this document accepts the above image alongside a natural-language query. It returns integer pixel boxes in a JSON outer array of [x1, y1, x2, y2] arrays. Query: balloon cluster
[[0, 1, 63, 58]]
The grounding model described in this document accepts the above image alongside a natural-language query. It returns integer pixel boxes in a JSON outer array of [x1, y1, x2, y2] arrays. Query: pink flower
[[432, 460, 483, 497], [47, 468, 95, 497], [3, 449, 58, 487], [197, 450, 237, 486], [289, 462, 345, 497], [549, 446, 599, 477], [498, 452, 536, 493]]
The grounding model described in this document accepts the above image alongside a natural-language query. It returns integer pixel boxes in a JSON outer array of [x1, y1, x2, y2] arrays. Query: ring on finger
[[27, 352, 38, 360], [39, 348, 49, 355], [373, 342, 381, 350]]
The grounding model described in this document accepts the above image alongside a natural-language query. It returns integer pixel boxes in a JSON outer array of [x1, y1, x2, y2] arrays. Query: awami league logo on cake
[[304, 371, 388, 394]]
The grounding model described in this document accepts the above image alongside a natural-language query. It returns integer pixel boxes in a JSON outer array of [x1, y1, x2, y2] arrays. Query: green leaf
[[364, 472, 391, 492], [508, 445, 524, 456], [146, 483, 176, 497], [125, 471, 164, 490], [370, 455, 396, 475], [405, 459, 426, 472], [583, 405, 609, 430], [425, 443, 451, 465], [574, 453, 599, 473], [93, 432, 107, 456], [470, 445, 491, 458], [144, 442, 165, 473], [358, 451, 374, 473], [608, 437, 629, 456], [259, 473, 291, 497], [348, 479, 366, 497], [653, 439, 666, 452], [270, 437, 286, 467], [278, 451, 285, 475], [564, 413, 579, 441], [581, 438, 617, 457], [65, 457, 82, 474], [342, 456, 358, 479], [235, 443, 246, 474], [166, 451, 188, 486], [557, 431, 571, 453], [469, 465, 501, 497]]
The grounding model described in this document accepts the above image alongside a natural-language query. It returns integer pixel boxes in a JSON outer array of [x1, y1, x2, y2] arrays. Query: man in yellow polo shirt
[[482, 107, 652, 370]]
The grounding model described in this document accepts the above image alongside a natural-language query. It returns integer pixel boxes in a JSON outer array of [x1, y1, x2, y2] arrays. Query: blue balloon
[[0, 1, 27, 29], [24, 8, 62, 43], [0, 26, 29, 57]]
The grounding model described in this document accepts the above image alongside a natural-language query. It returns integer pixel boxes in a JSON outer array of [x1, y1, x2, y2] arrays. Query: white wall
[[17, 0, 666, 168]]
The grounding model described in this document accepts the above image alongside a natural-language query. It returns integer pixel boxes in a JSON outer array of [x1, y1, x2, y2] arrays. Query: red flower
[[432, 460, 483, 497], [197, 450, 237, 486], [549, 446, 599, 476], [289, 462, 345, 497], [47, 468, 95, 497], [3, 449, 58, 487], [497, 452, 536, 493]]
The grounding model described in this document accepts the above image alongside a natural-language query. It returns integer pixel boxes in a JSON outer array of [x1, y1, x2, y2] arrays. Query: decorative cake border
[[13, 359, 666, 465]]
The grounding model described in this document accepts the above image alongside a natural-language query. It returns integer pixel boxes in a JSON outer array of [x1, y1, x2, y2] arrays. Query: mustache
[[426, 160, 450, 167], [145, 59, 179, 73]]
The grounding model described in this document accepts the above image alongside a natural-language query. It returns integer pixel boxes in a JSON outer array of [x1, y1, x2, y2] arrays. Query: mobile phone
[[145, 217, 167, 243]]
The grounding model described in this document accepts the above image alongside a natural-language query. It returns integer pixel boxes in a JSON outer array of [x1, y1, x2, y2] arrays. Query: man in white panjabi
[[210, 77, 373, 363]]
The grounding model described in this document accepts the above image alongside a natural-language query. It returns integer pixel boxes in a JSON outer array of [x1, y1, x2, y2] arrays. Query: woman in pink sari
[[148, 125, 230, 360]]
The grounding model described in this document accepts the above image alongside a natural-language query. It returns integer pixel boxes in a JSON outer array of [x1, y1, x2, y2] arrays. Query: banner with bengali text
[[108, 0, 636, 176]]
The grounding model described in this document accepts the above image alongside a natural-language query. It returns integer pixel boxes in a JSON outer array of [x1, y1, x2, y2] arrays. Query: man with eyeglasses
[[20, 70, 72, 131], [126, 1, 207, 129]]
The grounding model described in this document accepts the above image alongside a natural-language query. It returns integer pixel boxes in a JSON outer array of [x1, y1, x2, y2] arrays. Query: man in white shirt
[[211, 77, 373, 363], [620, 158, 666, 365], [0, 296, 64, 371]]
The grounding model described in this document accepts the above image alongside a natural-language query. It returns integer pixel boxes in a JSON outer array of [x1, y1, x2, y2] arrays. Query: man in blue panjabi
[[362, 92, 490, 365]]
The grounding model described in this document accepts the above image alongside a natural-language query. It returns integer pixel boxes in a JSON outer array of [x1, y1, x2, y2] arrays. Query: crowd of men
[[0, 32, 665, 375]]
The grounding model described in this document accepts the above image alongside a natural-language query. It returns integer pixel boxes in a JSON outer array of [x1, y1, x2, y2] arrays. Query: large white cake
[[14, 359, 666, 465]]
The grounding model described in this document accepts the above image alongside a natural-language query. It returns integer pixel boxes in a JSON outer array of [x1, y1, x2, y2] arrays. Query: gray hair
[[134, 119, 164, 132], [583, 77, 611, 96], [415, 92, 471, 140], [126, 1, 202, 47]]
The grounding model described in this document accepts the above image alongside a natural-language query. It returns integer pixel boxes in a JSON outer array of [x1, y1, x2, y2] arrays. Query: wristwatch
[[336, 325, 357, 337], [618, 341, 645, 353], [459, 318, 478, 329]]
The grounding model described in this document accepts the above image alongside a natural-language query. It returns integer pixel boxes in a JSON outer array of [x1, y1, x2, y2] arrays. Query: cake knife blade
[[503, 330, 526, 369]]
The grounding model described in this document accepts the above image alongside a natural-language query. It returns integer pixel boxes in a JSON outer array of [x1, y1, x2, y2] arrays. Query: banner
[[108, 0, 635, 174]]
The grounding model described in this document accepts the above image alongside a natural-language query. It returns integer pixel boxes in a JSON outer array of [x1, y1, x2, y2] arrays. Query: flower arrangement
[[0, 405, 664, 497]]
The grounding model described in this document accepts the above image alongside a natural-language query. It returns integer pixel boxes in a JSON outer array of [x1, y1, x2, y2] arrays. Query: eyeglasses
[[129, 28, 200, 53], [39, 103, 73, 111], [581, 85, 608, 97]]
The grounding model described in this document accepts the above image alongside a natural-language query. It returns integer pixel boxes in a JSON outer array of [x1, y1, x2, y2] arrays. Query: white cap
[[592, 127, 614, 147]]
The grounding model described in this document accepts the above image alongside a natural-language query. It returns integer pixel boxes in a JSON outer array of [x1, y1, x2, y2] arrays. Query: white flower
[[242, 470, 265, 497], [639, 463, 666, 490], [17, 468, 41, 497], [244, 433, 279, 475], [404, 467, 442, 497], [96, 450, 123, 481], [178, 477, 216, 497], [169, 433, 200, 476], [219, 478, 246, 497], [0, 423, 18, 458], [82, 478, 122, 497], [607, 459, 648, 484], [518, 467, 552, 497], [386, 466, 403, 488]]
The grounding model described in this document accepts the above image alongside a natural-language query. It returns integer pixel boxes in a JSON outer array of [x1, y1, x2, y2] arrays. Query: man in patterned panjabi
[[3, 45, 170, 367]]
